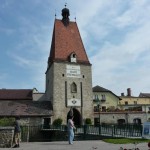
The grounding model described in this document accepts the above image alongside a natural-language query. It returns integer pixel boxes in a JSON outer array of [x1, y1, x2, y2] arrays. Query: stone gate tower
[[45, 6, 93, 125]]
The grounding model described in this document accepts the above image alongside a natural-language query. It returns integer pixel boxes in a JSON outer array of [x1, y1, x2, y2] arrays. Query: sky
[[0, 0, 150, 96]]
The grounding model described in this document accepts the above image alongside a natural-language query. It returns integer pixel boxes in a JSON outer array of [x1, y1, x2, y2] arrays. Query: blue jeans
[[68, 128, 74, 144]]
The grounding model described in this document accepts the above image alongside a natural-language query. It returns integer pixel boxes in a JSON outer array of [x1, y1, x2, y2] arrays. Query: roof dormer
[[70, 52, 77, 63]]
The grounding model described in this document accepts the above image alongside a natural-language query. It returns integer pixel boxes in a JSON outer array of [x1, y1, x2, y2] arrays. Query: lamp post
[[96, 98, 101, 135]]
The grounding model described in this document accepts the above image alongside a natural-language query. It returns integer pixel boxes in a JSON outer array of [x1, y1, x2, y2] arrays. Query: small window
[[102, 106, 106, 112], [73, 54, 76, 58], [43, 118, 51, 128], [101, 95, 106, 101], [70, 53, 77, 63], [134, 101, 137, 105], [125, 101, 128, 105], [71, 82, 77, 93], [94, 95, 98, 100], [94, 106, 99, 112]]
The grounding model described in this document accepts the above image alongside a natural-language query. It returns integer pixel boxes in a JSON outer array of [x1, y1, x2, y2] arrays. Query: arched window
[[71, 82, 77, 93]]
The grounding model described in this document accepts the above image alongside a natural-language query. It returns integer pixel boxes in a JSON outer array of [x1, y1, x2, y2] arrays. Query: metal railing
[[20, 124, 143, 142]]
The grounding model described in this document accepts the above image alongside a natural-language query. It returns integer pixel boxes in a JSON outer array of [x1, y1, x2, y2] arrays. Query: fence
[[21, 124, 143, 142]]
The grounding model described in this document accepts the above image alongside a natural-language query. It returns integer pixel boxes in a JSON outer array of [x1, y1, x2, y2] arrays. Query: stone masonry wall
[[51, 62, 93, 124], [0, 127, 14, 148], [94, 112, 146, 124]]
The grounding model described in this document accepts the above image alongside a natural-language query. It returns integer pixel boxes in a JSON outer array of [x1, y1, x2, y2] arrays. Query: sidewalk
[[0, 140, 148, 150]]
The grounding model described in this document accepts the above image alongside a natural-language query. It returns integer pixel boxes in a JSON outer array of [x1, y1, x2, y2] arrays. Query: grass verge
[[103, 138, 149, 144]]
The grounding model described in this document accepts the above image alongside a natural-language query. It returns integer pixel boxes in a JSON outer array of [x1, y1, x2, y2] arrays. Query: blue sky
[[0, 0, 150, 96]]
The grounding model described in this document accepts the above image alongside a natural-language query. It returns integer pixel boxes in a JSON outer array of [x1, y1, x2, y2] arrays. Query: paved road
[[0, 141, 148, 150]]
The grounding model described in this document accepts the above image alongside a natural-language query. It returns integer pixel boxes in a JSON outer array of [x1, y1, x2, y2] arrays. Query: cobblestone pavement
[[0, 141, 148, 150]]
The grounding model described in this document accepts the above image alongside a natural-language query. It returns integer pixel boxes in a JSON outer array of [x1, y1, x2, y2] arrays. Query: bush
[[85, 118, 92, 125], [0, 117, 15, 126], [53, 118, 63, 126]]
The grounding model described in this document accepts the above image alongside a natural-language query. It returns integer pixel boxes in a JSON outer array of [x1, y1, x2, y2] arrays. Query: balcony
[[101, 98, 106, 102]]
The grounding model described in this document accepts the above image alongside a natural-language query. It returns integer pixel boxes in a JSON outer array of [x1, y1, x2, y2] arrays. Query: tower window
[[71, 82, 77, 93]]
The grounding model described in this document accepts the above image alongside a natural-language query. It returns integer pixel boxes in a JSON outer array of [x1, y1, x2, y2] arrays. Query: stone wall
[[94, 112, 147, 124], [0, 127, 14, 148], [47, 62, 93, 124], [94, 112, 146, 124]]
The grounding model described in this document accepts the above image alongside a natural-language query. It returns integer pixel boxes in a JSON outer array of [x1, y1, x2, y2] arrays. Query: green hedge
[[0, 117, 15, 126], [53, 118, 63, 126]]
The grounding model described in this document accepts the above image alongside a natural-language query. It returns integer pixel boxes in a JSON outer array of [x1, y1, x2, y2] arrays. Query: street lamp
[[95, 98, 101, 125], [95, 98, 101, 135]]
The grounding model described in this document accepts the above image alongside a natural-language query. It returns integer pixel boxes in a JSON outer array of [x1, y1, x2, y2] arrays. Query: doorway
[[67, 108, 81, 126]]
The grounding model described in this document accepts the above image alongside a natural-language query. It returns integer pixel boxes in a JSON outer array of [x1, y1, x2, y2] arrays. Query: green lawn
[[103, 138, 149, 144]]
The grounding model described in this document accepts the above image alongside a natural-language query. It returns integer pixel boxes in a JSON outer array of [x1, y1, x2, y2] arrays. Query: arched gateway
[[67, 108, 82, 125]]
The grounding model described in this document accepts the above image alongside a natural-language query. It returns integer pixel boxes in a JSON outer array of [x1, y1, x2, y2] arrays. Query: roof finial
[[55, 9, 57, 19], [61, 3, 70, 26], [65, 2, 67, 8], [75, 17, 76, 22]]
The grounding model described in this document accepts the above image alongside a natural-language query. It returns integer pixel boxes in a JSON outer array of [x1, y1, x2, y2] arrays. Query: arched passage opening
[[117, 119, 125, 125], [67, 108, 81, 126]]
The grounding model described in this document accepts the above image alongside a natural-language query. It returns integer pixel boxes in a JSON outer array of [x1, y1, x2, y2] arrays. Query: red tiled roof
[[48, 19, 90, 65], [0, 100, 53, 117], [0, 89, 32, 100]]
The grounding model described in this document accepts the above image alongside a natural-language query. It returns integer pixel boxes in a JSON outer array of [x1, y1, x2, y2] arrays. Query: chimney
[[127, 88, 131, 96], [121, 93, 124, 96]]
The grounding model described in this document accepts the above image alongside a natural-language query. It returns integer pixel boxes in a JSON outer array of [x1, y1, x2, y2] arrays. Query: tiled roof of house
[[93, 85, 121, 100], [139, 93, 150, 98], [0, 100, 53, 117], [0, 89, 32, 100], [48, 19, 90, 65], [93, 85, 110, 92]]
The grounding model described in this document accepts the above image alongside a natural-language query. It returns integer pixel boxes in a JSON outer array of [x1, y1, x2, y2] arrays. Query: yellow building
[[119, 88, 150, 122], [93, 85, 121, 124], [93, 87, 149, 124]]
